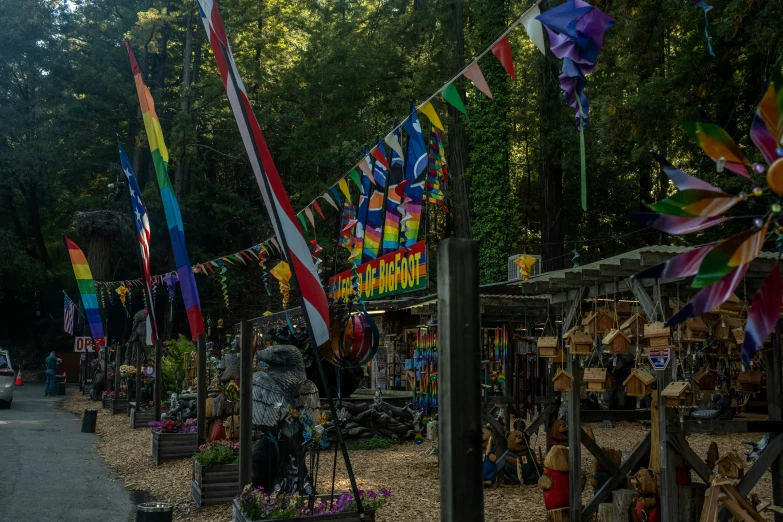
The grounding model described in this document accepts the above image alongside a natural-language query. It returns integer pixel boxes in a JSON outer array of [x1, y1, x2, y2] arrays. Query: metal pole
[[154, 339, 162, 421], [197, 333, 207, 445], [239, 321, 253, 487], [438, 238, 483, 522]]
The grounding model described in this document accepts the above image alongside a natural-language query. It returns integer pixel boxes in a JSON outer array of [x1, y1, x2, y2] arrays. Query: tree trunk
[[538, 0, 564, 272], [86, 235, 112, 281], [175, 3, 194, 199], [446, 0, 471, 239], [21, 179, 52, 269]]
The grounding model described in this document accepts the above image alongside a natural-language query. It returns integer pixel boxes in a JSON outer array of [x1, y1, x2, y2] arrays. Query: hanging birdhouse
[[661, 381, 694, 408], [644, 322, 672, 349], [620, 312, 647, 341], [731, 327, 745, 345], [602, 328, 631, 354], [712, 316, 742, 341], [716, 452, 745, 479], [566, 329, 593, 355], [693, 368, 717, 393], [584, 368, 612, 392], [552, 368, 573, 392], [582, 308, 616, 336], [538, 336, 562, 359], [623, 368, 655, 397], [682, 317, 710, 341], [738, 370, 765, 393]]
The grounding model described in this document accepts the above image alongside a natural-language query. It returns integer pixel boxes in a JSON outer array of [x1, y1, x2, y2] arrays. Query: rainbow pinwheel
[[633, 73, 783, 369]]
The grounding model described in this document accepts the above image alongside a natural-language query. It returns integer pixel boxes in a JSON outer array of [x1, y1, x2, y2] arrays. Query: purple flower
[[380, 488, 391, 497], [368, 491, 377, 499]]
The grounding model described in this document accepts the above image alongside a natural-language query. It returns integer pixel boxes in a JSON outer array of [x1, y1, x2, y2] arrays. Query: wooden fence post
[[197, 333, 207, 445], [568, 349, 582, 522], [135, 342, 142, 412], [239, 321, 253, 488], [154, 339, 162, 421], [767, 323, 783, 522], [115, 342, 122, 399], [438, 238, 483, 522]]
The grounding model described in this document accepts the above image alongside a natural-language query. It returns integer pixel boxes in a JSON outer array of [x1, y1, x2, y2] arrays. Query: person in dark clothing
[[45, 352, 61, 396]]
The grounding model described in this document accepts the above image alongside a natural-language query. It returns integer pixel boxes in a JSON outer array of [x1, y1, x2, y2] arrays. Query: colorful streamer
[[64, 237, 105, 342]]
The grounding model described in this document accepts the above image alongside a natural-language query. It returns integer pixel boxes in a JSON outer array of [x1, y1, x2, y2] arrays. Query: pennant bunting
[[347, 170, 362, 193], [463, 62, 492, 98], [491, 36, 516, 80], [321, 192, 339, 210], [419, 101, 444, 132], [521, 4, 546, 55], [384, 126, 405, 160], [126, 41, 205, 341], [330, 186, 343, 205], [304, 207, 315, 229], [312, 201, 325, 220], [338, 178, 351, 201], [441, 83, 467, 114], [371, 142, 389, 188], [298, 213, 308, 232]]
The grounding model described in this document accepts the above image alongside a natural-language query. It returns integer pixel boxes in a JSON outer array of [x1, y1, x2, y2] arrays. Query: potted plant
[[192, 440, 240, 507], [106, 372, 130, 415], [130, 400, 156, 429], [149, 418, 198, 465], [232, 485, 389, 522]]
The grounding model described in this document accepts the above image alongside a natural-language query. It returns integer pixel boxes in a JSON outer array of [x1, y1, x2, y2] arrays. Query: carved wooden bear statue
[[549, 418, 569, 447], [482, 426, 502, 486], [630, 468, 661, 522], [539, 445, 572, 511], [589, 447, 623, 491]]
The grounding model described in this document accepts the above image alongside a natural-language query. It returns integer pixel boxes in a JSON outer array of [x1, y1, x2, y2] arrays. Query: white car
[[0, 349, 14, 408]]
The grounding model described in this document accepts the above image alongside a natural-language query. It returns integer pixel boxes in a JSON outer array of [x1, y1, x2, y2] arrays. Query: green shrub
[[161, 334, 195, 399], [354, 435, 398, 450], [194, 440, 239, 467]]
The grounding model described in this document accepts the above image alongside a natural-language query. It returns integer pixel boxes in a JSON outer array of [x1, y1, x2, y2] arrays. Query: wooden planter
[[150, 430, 198, 465], [107, 397, 129, 415], [102, 395, 111, 409], [130, 407, 156, 429], [192, 458, 240, 507], [232, 500, 374, 522]]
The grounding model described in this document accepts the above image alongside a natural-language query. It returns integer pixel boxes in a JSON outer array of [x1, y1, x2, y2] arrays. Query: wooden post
[[103, 342, 109, 392], [197, 333, 207, 445], [135, 342, 142, 412], [438, 239, 483, 522], [568, 349, 582, 522], [238, 321, 253, 488], [767, 323, 783, 522], [656, 345, 676, 521], [115, 342, 123, 399], [153, 339, 162, 420]]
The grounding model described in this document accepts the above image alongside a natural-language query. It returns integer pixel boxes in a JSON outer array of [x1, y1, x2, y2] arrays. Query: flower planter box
[[191, 458, 240, 507], [150, 430, 198, 465], [130, 408, 156, 429], [232, 500, 374, 522], [102, 395, 111, 409], [107, 397, 128, 415]]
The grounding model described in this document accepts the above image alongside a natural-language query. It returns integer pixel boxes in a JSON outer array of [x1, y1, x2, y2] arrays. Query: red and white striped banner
[[196, 0, 329, 346]]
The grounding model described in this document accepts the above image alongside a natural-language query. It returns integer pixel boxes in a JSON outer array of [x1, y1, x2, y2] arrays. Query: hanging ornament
[[115, 284, 129, 316], [323, 304, 380, 367], [162, 272, 178, 302], [220, 265, 230, 309], [270, 261, 292, 309]]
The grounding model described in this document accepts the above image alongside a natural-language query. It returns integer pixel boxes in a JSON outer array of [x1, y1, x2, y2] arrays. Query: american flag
[[118, 140, 158, 343], [63, 293, 76, 335]]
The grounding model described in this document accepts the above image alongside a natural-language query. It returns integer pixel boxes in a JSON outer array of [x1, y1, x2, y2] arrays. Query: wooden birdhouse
[[693, 368, 717, 392], [582, 308, 617, 336], [620, 313, 647, 341], [566, 329, 593, 355], [623, 368, 655, 397], [713, 316, 742, 341], [738, 370, 765, 393], [716, 452, 745, 479], [682, 317, 710, 341], [644, 322, 672, 349], [661, 381, 694, 408], [552, 368, 573, 392], [731, 327, 744, 345], [538, 336, 562, 359], [602, 328, 631, 354], [584, 368, 612, 392]]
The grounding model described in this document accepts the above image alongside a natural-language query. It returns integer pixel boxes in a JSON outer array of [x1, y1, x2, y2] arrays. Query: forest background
[[1, 0, 780, 363]]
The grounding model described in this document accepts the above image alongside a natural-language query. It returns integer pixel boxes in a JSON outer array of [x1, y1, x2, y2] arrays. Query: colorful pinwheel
[[633, 72, 783, 368]]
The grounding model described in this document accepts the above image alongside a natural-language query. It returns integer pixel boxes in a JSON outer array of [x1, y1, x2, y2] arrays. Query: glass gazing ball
[[777, 147, 783, 157], [773, 203, 782, 213], [754, 218, 764, 228], [754, 162, 766, 174], [768, 158, 783, 196], [752, 186, 764, 197]]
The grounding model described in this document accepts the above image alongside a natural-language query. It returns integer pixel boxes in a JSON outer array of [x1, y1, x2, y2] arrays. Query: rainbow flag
[[65, 237, 105, 342], [362, 189, 384, 263], [125, 42, 205, 341], [382, 125, 404, 255]]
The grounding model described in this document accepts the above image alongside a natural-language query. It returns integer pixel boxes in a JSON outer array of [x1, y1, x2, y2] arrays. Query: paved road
[[0, 384, 136, 521]]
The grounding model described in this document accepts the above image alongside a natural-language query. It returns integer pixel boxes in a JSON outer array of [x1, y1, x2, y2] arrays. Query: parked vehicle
[[0, 349, 14, 408]]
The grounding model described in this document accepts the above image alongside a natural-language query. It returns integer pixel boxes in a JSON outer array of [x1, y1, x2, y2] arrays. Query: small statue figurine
[[482, 426, 501, 486], [496, 428, 540, 485], [539, 445, 582, 516], [548, 418, 569, 447], [589, 448, 623, 491], [630, 468, 660, 522]]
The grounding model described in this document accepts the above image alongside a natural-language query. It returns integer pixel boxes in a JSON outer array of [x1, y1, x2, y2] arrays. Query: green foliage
[[353, 435, 399, 450], [194, 440, 239, 468], [161, 335, 195, 399]]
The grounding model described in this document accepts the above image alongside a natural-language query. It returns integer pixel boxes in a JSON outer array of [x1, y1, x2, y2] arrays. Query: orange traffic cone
[[14, 369, 23, 386]]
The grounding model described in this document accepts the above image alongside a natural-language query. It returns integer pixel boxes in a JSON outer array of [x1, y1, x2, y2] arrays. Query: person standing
[[45, 351, 61, 396]]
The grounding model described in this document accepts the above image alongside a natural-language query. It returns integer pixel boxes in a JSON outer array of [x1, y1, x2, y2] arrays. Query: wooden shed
[[644, 322, 672, 348], [566, 329, 593, 355], [582, 308, 617, 336], [538, 336, 562, 359], [620, 312, 647, 341], [602, 328, 631, 354], [552, 368, 573, 392], [738, 370, 765, 393], [661, 381, 694, 408], [584, 368, 612, 392], [716, 452, 745, 479], [624, 368, 655, 397]]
